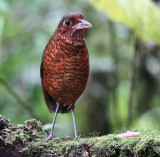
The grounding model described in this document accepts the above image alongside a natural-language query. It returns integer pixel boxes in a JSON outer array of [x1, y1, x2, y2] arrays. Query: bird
[[40, 12, 92, 140]]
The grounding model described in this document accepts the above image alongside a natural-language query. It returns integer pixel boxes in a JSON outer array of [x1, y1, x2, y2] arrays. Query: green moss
[[0, 115, 160, 156], [17, 124, 24, 128], [19, 147, 29, 152], [25, 119, 43, 132], [3, 128, 10, 132]]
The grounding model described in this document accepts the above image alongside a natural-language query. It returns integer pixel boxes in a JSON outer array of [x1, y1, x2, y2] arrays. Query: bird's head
[[56, 12, 92, 37]]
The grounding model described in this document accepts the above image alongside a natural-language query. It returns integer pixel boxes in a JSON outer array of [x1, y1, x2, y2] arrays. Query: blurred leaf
[[135, 107, 160, 130], [0, 15, 4, 44], [0, 0, 9, 13], [0, 15, 4, 66], [90, 0, 160, 44]]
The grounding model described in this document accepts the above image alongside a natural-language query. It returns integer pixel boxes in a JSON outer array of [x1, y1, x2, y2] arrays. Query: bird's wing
[[40, 59, 56, 113], [41, 84, 56, 113]]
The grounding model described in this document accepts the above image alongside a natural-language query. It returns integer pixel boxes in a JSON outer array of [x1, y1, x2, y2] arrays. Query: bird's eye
[[65, 20, 71, 26]]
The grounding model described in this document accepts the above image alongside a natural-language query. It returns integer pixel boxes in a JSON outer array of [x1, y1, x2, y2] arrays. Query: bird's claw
[[74, 135, 80, 139], [45, 135, 60, 141], [45, 135, 53, 140]]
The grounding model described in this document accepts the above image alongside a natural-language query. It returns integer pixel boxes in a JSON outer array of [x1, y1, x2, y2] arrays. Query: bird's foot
[[45, 135, 53, 140], [74, 135, 80, 139], [45, 135, 60, 141]]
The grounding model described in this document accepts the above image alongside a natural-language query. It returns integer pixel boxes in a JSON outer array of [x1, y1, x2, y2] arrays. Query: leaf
[[89, 0, 160, 44], [0, 15, 5, 65], [0, 15, 4, 42], [0, 0, 9, 14]]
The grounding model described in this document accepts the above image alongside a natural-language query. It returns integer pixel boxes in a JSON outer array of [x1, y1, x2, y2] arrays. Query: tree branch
[[0, 77, 43, 123]]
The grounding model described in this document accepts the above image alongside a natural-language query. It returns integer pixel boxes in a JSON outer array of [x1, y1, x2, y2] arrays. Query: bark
[[0, 115, 160, 157]]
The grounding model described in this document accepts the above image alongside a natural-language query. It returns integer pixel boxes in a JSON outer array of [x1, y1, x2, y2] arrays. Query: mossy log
[[0, 115, 160, 157]]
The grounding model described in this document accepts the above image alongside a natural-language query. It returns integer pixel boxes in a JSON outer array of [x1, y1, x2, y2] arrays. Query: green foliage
[[90, 0, 160, 44]]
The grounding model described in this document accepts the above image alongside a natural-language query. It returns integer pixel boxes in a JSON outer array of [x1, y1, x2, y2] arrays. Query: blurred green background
[[0, 0, 160, 137]]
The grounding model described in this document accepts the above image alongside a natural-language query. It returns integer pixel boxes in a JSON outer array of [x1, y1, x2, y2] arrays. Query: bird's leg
[[71, 107, 78, 138], [46, 101, 59, 140]]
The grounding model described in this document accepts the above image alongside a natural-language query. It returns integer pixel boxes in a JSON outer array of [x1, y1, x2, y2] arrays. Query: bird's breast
[[42, 41, 89, 106]]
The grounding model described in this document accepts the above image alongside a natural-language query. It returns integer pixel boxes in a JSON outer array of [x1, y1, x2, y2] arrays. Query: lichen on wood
[[0, 115, 160, 157]]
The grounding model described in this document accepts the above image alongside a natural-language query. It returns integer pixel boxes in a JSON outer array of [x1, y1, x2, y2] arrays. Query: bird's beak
[[72, 19, 92, 30]]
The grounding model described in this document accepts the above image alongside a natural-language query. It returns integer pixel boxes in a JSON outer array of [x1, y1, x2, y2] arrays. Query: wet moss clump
[[0, 115, 160, 157]]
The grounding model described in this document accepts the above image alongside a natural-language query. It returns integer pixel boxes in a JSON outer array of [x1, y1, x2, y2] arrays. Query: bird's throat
[[71, 30, 85, 46], [58, 29, 85, 47]]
